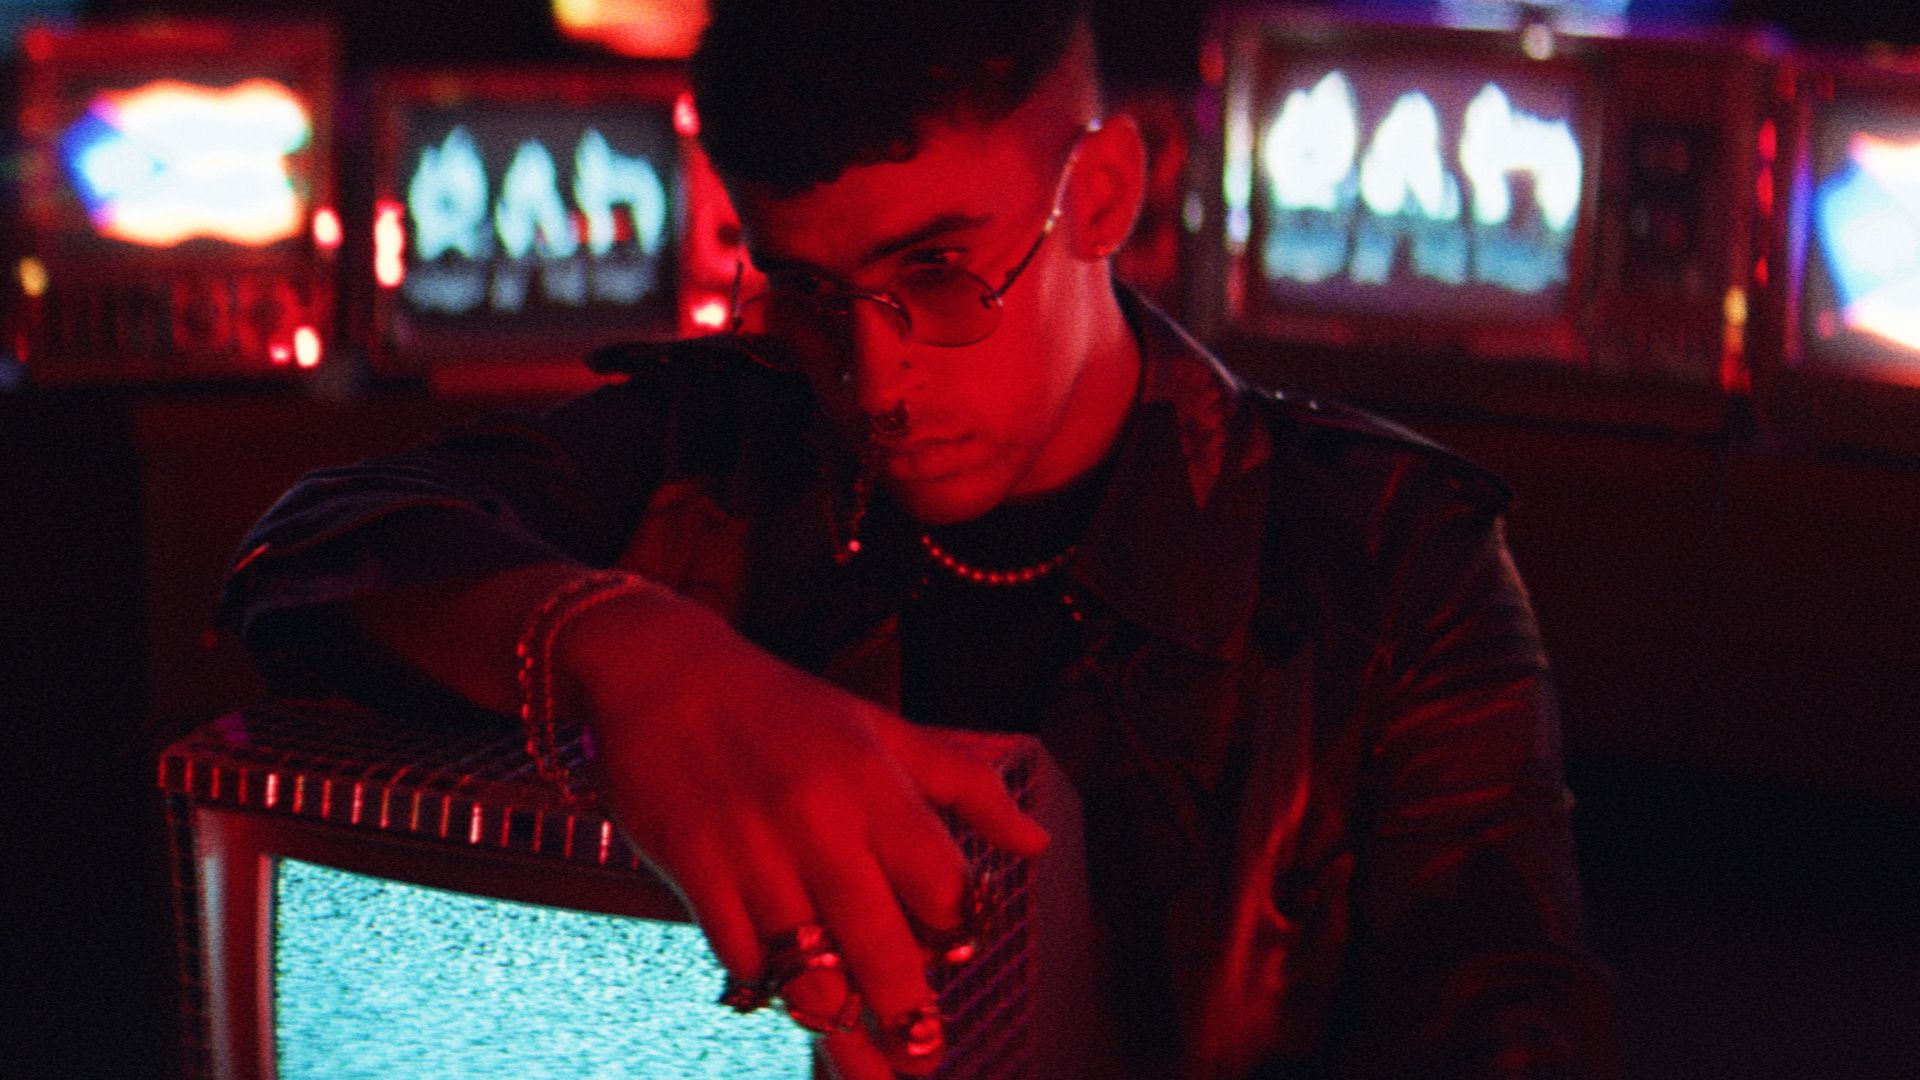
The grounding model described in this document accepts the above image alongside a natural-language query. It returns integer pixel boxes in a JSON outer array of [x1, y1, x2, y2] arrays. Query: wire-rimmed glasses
[[729, 125, 1094, 373]]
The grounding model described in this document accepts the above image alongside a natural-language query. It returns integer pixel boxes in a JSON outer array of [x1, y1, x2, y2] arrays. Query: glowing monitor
[[1249, 61, 1586, 320], [12, 20, 337, 384], [1756, 57, 1920, 460], [1189, 10, 1782, 427], [369, 67, 743, 394], [1196, 11, 1603, 369], [59, 78, 315, 250], [161, 702, 1109, 1079], [1800, 100, 1920, 382], [271, 859, 810, 1078]]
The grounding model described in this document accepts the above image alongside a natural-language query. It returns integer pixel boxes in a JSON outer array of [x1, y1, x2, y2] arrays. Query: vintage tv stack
[[362, 65, 747, 396], [160, 701, 1116, 1079], [1185, 7, 1788, 429], [12, 21, 339, 386]]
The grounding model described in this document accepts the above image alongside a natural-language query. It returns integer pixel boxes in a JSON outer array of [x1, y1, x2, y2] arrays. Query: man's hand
[[560, 590, 1051, 1076]]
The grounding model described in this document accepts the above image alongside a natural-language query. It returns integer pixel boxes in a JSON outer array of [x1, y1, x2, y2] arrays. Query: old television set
[[1762, 54, 1920, 460], [160, 701, 1111, 1079], [366, 66, 744, 395], [1185, 8, 1784, 429], [12, 20, 338, 385]]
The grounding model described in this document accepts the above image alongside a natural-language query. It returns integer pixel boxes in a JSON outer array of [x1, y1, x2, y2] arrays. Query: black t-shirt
[[890, 465, 1107, 734]]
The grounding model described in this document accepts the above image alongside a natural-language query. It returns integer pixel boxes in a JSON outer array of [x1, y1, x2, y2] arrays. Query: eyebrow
[[751, 210, 995, 278]]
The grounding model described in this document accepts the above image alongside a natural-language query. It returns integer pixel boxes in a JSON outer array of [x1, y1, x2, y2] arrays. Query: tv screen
[[273, 858, 811, 1078], [19, 22, 335, 267], [1233, 51, 1589, 328], [1798, 97, 1920, 386], [370, 67, 740, 389], [390, 103, 678, 341]]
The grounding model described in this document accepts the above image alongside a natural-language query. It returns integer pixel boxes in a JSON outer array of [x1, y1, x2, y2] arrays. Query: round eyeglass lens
[[891, 265, 1002, 347]]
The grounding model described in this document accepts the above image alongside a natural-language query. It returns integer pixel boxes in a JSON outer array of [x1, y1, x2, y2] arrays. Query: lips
[[886, 434, 978, 480]]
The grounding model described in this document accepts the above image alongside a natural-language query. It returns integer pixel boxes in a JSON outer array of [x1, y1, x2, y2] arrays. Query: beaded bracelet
[[514, 570, 660, 805]]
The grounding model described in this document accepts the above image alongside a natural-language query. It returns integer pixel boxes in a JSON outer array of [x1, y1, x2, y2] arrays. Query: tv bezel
[[368, 64, 723, 392]]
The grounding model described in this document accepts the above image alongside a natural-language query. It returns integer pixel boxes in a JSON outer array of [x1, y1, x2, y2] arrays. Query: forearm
[[346, 561, 593, 717], [347, 559, 746, 723]]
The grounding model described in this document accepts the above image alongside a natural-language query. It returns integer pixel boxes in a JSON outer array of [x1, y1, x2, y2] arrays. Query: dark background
[[5, 1, 1920, 1076]]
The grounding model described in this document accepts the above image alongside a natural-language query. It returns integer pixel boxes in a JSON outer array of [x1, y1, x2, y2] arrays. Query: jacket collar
[[1066, 287, 1273, 664]]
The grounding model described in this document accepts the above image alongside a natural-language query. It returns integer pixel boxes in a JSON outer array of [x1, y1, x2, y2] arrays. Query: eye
[[904, 247, 966, 270]]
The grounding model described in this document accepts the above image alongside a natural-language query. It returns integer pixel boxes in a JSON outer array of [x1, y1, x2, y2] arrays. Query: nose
[[844, 296, 918, 419]]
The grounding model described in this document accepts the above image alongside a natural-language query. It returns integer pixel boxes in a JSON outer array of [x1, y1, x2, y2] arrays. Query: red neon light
[[270, 343, 293, 365], [313, 207, 344, 251], [674, 92, 700, 138], [22, 28, 53, 63], [1199, 41, 1227, 88], [1755, 167, 1774, 217], [374, 199, 407, 288], [1757, 119, 1778, 164]]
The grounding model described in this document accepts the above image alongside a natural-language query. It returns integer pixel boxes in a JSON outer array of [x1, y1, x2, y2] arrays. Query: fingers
[[795, 822, 948, 1072], [869, 792, 973, 932], [822, 1025, 898, 1080], [889, 728, 1052, 857], [779, 966, 861, 1035], [721, 825, 864, 1033], [659, 835, 761, 986]]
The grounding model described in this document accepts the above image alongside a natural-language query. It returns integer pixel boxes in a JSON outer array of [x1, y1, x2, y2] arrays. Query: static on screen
[[273, 858, 813, 1079]]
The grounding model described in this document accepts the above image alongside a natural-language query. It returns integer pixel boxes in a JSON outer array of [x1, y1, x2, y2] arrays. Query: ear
[[1065, 114, 1148, 261]]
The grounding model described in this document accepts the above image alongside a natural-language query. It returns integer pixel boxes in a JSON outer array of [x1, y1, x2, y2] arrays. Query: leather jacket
[[223, 288, 1615, 1078]]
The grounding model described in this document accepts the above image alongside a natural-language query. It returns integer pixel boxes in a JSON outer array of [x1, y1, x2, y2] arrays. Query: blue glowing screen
[[1806, 105, 1920, 371], [394, 103, 678, 331], [273, 858, 813, 1078], [1238, 60, 1584, 320]]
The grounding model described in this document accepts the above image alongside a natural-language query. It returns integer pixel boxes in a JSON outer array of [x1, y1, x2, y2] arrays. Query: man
[[222, 1, 1615, 1076]]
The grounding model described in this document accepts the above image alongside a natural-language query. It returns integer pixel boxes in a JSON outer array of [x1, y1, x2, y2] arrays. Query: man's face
[[730, 120, 1117, 525]]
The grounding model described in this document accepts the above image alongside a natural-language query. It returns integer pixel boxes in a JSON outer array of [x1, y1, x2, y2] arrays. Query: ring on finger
[[917, 868, 999, 967], [784, 992, 864, 1035], [717, 923, 843, 1015]]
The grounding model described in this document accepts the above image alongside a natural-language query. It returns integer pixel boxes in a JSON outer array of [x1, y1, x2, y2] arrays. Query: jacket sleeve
[[216, 376, 672, 699], [1340, 461, 1618, 1080]]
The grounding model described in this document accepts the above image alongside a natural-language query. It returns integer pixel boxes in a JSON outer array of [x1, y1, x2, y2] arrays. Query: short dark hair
[[690, 0, 1088, 195]]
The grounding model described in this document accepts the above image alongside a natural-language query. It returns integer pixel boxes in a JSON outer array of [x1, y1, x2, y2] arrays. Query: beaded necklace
[[918, 532, 1077, 587]]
